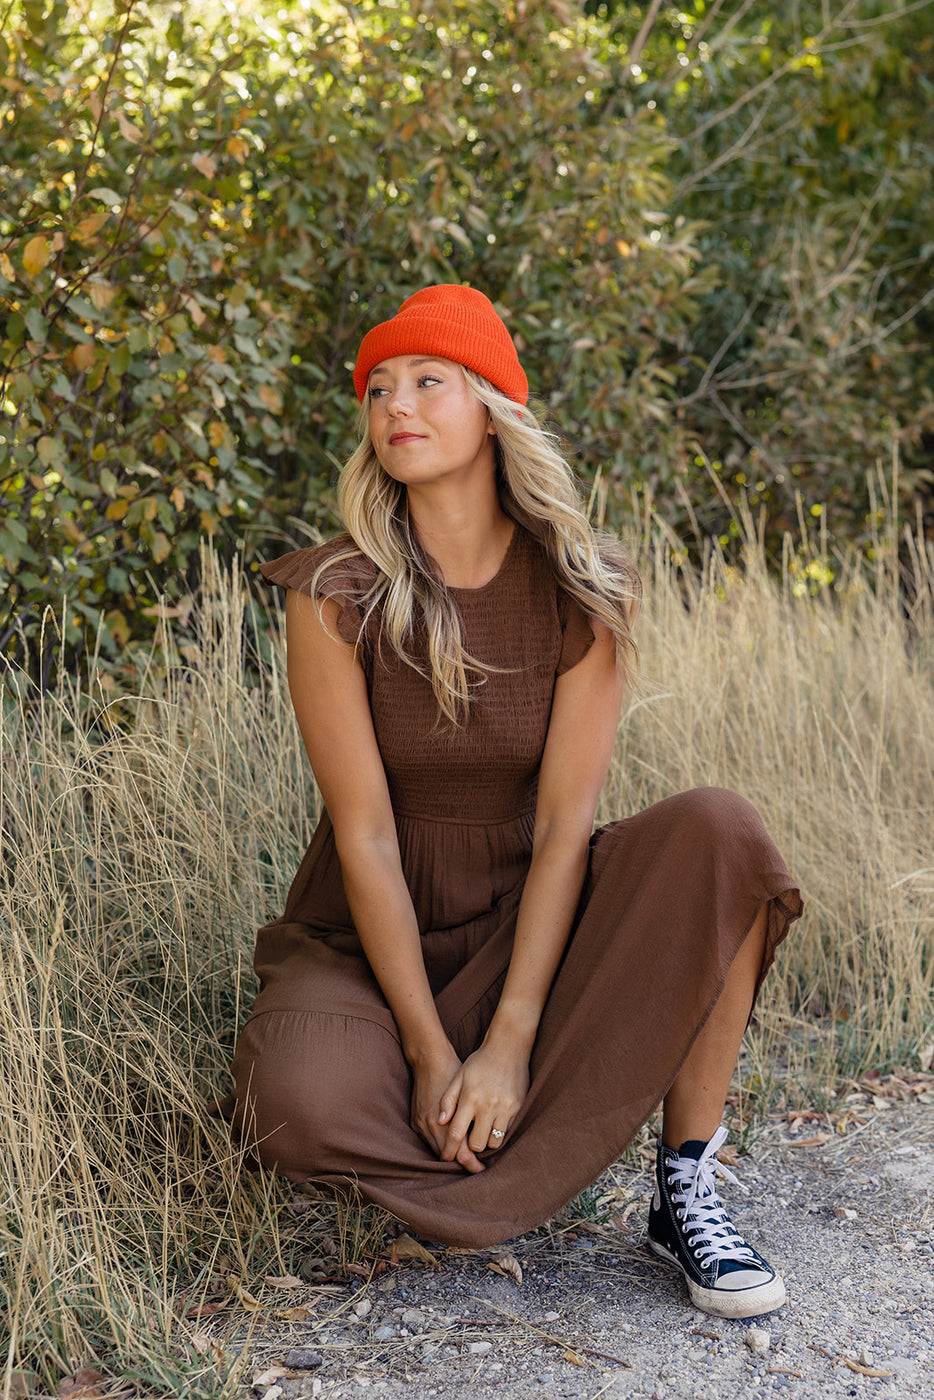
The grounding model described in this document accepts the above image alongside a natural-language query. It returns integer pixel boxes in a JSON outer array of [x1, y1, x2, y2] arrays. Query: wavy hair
[[311, 369, 640, 723]]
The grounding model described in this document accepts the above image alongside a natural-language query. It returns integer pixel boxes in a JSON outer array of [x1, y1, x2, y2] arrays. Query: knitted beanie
[[352, 284, 528, 406]]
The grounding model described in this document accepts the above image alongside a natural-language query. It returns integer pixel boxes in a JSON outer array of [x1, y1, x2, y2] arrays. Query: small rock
[[835, 1207, 858, 1220], [283, 1349, 324, 1370], [468, 1340, 493, 1354], [543, 1310, 560, 1322], [745, 1327, 771, 1354], [373, 1325, 395, 1341], [537, 1373, 554, 1385], [401, 1308, 426, 1327], [858, 1345, 872, 1366], [354, 1298, 372, 1318]]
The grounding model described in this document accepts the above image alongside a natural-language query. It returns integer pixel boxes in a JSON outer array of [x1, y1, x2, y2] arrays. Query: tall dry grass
[[1, 526, 932, 1392]]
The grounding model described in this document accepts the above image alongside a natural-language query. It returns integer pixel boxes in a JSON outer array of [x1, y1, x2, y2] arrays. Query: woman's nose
[[386, 391, 413, 418]]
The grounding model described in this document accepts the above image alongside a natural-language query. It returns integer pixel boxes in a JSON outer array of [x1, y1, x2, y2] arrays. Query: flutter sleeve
[[259, 535, 378, 653], [555, 589, 596, 675]]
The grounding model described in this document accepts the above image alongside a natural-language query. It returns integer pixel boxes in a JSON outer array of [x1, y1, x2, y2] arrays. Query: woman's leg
[[649, 905, 785, 1317], [661, 905, 768, 1148]]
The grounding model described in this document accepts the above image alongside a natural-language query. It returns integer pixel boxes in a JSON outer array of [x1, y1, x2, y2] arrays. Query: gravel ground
[[209, 1088, 933, 1400]]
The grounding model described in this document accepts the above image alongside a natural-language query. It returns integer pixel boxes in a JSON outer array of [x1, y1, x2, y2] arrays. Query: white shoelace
[[666, 1125, 758, 1268]]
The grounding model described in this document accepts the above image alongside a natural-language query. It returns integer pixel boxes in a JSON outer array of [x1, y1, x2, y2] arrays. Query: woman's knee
[[231, 1011, 409, 1176], [665, 786, 768, 851]]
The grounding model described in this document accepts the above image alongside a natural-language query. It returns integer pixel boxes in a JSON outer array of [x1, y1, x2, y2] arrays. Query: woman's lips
[[389, 432, 424, 444]]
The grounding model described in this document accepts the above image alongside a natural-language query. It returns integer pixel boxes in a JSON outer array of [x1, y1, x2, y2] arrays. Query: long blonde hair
[[311, 369, 640, 723]]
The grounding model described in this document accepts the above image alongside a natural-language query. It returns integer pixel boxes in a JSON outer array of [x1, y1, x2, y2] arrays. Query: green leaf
[[37, 436, 65, 467], [110, 344, 131, 375], [24, 309, 48, 343]]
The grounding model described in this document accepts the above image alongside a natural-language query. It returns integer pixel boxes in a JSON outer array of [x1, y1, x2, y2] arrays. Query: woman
[[228, 284, 802, 1318]]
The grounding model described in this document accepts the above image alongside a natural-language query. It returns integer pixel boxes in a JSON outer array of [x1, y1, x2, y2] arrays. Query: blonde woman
[[227, 285, 802, 1318]]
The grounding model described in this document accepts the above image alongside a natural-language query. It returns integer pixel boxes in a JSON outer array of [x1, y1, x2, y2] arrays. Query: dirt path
[[213, 1084, 934, 1400]]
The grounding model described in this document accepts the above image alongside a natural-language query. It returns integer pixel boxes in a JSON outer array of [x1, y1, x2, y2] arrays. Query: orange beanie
[[352, 284, 528, 406]]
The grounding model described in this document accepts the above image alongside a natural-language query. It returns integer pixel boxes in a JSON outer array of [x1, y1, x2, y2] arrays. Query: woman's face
[[365, 355, 496, 490]]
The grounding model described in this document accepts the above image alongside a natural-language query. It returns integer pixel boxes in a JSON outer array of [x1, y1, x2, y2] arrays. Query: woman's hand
[[436, 1043, 530, 1165], [409, 1045, 487, 1174]]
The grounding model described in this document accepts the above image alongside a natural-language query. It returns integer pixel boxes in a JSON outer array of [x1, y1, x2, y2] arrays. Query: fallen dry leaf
[[184, 1299, 228, 1320], [252, 1365, 289, 1387], [190, 1333, 226, 1365], [562, 1348, 585, 1366], [832, 1111, 869, 1134], [228, 1274, 263, 1310], [299, 1260, 331, 1282], [58, 1370, 105, 1398], [343, 1262, 377, 1280], [279, 1303, 316, 1322], [784, 1134, 830, 1147], [264, 1273, 303, 1289], [390, 1233, 440, 1267], [487, 1252, 523, 1285], [716, 1145, 740, 1169]]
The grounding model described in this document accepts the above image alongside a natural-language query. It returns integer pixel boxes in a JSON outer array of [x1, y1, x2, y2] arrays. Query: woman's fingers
[[454, 1139, 486, 1173], [442, 1101, 510, 1160], [437, 1072, 463, 1126]]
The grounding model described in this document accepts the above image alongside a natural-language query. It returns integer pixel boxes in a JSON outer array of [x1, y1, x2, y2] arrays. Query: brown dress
[[229, 526, 802, 1247]]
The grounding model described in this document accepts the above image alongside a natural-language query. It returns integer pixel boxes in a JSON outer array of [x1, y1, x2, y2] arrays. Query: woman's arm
[[438, 619, 625, 1160], [284, 588, 485, 1171]]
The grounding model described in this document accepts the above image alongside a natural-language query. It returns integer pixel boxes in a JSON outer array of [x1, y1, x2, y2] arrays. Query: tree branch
[[626, 0, 665, 72]]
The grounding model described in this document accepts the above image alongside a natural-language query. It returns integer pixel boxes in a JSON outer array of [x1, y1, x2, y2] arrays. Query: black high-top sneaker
[[647, 1126, 786, 1318]]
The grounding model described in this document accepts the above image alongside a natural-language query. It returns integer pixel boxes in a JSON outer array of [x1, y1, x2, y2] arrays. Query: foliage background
[[2, 0, 933, 675]]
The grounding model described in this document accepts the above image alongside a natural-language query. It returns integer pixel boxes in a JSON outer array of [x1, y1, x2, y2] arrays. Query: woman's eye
[[418, 375, 442, 388], [368, 386, 388, 399]]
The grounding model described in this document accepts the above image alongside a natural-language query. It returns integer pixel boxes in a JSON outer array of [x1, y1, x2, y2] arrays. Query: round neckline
[[446, 522, 522, 596]]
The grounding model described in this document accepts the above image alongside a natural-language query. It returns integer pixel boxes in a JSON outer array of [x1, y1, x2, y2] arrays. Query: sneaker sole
[[647, 1237, 787, 1318]]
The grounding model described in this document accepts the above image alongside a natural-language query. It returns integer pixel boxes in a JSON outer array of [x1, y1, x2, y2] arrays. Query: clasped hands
[[410, 1041, 530, 1174]]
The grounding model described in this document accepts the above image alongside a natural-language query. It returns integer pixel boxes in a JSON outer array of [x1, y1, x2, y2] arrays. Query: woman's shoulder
[[259, 534, 379, 598], [259, 535, 381, 653]]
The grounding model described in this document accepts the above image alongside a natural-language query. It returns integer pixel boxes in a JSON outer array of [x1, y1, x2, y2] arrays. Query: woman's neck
[[406, 485, 515, 592]]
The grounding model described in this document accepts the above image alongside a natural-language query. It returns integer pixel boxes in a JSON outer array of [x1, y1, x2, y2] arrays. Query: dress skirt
[[229, 787, 801, 1248]]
